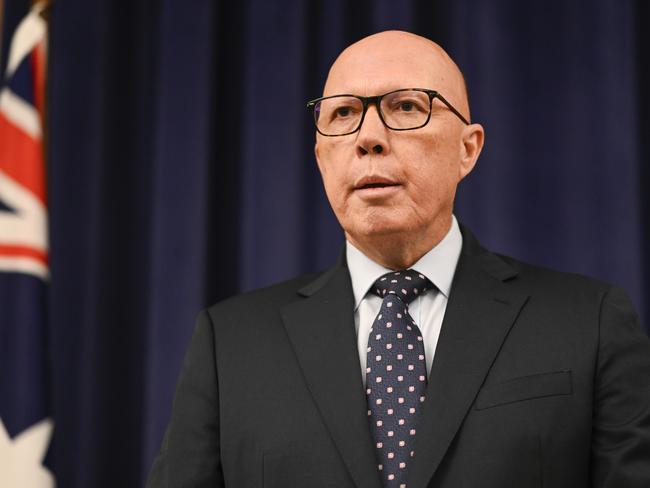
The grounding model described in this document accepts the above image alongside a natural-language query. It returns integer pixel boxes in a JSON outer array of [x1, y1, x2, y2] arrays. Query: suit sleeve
[[146, 309, 224, 488], [591, 287, 650, 487]]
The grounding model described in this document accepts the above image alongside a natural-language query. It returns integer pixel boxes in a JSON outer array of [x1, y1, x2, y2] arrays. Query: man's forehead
[[322, 31, 468, 116]]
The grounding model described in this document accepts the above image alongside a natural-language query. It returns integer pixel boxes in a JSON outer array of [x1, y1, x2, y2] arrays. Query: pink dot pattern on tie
[[366, 269, 431, 487]]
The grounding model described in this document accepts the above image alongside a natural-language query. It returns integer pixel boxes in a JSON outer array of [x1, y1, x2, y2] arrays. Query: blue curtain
[[44, 0, 649, 486]]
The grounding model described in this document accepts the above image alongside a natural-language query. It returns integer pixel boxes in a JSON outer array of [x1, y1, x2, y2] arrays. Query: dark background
[[3, 0, 648, 486]]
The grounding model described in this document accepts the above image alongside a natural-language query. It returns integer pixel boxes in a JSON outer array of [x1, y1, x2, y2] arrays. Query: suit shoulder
[[494, 252, 616, 297], [461, 223, 618, 298], [205, 270, 322, 317], [486, 252, 643, 339]]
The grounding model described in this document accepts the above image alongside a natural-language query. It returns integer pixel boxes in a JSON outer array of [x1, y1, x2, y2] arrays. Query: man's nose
[[356, 104, 389, 157]]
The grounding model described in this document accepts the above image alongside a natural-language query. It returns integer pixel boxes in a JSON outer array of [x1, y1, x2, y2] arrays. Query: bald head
[[324, 31, 470, 121]]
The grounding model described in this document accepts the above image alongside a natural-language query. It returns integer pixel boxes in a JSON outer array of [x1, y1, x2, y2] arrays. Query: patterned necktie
[[366, 269, 432, 488]]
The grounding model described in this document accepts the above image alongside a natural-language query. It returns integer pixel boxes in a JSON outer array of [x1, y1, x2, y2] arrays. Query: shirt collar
[[346, 215, 463, 311]]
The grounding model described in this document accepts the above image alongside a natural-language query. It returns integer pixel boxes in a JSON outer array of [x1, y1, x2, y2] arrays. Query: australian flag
[[0, 2, 54, 486]]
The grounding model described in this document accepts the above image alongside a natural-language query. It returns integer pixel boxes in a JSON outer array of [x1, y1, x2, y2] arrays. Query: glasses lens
[[380, 90, 431, 129], [314, 96, 363, 135]]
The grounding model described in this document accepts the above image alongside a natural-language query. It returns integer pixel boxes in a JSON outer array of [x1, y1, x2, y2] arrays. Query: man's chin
[[345, 221, 413, 244]]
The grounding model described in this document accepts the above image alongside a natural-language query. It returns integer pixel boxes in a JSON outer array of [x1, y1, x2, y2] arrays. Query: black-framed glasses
[[306, 88, 470, 137]]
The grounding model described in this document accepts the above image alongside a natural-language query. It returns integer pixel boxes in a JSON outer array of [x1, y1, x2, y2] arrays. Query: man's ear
[[459, 123, 484, 180]]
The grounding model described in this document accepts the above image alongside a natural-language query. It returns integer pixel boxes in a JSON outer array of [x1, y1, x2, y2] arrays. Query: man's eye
[[335, 106, 352, 117], [393, 99, 426, 112]]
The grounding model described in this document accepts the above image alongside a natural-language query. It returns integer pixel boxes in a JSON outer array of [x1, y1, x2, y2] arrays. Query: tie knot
[[371, 269, 432, 305]]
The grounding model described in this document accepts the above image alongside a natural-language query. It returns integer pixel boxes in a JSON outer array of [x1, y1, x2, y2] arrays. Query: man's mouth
[[358, 182, 400, 190], [353, 177, 402, 199], [354, 176, 401, 191]]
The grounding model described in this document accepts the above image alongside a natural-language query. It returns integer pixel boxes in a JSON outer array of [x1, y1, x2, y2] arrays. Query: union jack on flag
[[0, 2, 55, 486]]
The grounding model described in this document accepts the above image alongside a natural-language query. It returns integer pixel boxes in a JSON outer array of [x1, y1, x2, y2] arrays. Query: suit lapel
[[281, 262, 382, 488], [407, 236, 529, 488]]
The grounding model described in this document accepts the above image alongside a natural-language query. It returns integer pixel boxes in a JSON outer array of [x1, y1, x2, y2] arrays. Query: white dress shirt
[[346, 216, 463, 386]]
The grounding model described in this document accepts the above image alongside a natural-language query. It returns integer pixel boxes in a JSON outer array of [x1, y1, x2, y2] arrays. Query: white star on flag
[[0, 417, 55, 487]]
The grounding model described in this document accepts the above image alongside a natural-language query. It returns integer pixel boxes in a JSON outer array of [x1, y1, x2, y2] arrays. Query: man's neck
[[345, 216, 453, 270]]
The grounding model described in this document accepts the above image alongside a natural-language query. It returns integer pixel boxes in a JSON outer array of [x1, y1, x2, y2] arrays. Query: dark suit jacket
[[148, 226, 650, 487]]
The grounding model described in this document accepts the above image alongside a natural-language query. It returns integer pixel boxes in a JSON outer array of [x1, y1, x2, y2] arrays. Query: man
[[148, 31, 650, 487]]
